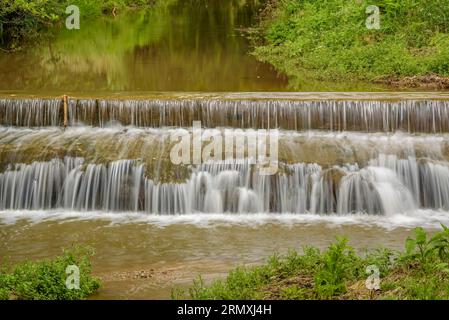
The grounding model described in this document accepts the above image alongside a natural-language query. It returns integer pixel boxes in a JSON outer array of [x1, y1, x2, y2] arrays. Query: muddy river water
[[2, 213, 445, 299]]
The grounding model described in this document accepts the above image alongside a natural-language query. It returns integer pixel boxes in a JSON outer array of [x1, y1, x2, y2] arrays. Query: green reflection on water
[[0, 0, 290, 93]]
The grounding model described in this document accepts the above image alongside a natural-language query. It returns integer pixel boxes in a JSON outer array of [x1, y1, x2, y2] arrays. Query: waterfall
[[89, 99, 449, 132], [0, 160, 64, 210], [419, 162, 449, 210], [1, 97, 449, 215], [0, 99, 61, 126], [337, 166, 416, 215], [1, 155, 449, 215], [2, 98, 449, 133], [68, 99, 98, 126]]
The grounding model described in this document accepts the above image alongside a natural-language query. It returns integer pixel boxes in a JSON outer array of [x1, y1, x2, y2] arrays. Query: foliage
[[403, 224, 449, 271], [314, 238, 360, 298], [0, 0, 152, 49], [253, 0, 449, 83], [0, 245, 100, 300], [179, 225, 449, 300]]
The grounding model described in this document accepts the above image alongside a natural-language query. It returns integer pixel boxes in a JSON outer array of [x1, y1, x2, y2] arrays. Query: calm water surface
[[0, 0, 290, 93]]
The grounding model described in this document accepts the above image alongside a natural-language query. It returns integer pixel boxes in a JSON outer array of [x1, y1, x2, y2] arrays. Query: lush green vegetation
[[176, 225, 449, 300], [252, 0, 449, 86], [0, 246, 100, 300], [0, 0, 152, 50]]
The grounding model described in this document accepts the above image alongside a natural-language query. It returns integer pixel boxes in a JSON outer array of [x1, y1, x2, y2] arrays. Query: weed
[[0, 245, 100, 300], [183, 225, 449, 300]]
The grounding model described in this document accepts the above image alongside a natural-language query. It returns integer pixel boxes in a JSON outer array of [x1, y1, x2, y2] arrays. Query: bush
[[0, 246, 100, 300], [253, 0, 449, 82], [314, 238, 359, 298]]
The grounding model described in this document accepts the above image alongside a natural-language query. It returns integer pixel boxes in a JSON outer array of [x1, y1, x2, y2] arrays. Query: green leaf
[[414, 227, 427, 245], [435, 262, 448, 270], [405, 237, 416, 254]]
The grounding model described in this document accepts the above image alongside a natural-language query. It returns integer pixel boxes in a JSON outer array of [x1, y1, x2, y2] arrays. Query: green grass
[[252, 0, 449, 85], [0, 245, 100, 300], [176, 225, 449, 300]]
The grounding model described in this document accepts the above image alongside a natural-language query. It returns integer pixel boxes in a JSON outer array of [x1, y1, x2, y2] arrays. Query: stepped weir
[[2, 96, 449, 132], [1, 94, 449, 215]]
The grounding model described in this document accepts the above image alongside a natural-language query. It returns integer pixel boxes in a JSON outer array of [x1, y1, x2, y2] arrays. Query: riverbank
[[179, 226, 449, 300], [251, 0, 449, 89], [2, 221, 448, 300], [4, 214, 445, 299]]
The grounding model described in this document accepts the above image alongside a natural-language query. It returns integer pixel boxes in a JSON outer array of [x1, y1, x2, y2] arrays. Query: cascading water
[[2, 97, 449, 132], [1, 96, 449, 216], [0, 99, 61, 126]]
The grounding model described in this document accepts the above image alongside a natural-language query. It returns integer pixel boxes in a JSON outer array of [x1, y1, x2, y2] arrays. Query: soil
[[376, 74, 449, 90]]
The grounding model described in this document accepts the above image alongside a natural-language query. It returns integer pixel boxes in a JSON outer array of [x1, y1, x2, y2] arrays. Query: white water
[[1, 154, 449, 215], [1, 209, 449, 231], [1, 98, 449, 222], [69, 98, 449, 132], [2, 98, 449, 133]]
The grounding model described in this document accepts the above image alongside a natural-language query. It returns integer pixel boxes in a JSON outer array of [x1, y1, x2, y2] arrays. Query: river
[[0, 0, 448, 300]]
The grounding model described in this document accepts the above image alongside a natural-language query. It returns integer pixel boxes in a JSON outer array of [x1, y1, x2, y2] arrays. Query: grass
[[0, 245, 100, 300], [252, 0, 449, 87], [175, 225, 449, 300]]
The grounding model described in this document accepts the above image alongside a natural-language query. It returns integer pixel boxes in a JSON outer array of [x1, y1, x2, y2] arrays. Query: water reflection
[[0, 0, 288, 92]]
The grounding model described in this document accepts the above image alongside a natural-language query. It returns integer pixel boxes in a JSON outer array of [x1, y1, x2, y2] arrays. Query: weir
[[1, 97, 449, 132], [1, 95, 449, 215]]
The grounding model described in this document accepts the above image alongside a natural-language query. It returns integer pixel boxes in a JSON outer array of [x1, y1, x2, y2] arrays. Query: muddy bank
[[376, 74, 449, 90]]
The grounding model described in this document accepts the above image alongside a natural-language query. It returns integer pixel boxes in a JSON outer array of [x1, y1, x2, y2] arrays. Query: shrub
[[253, 0, 449, 82], [314, 237, 359, 298], [403, 224, 449, 272], [0, 245, 100, 300]]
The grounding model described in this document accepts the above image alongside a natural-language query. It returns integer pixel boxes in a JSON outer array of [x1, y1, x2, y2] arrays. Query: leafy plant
[[404, 224, 449, 270], [405, 227, 434, 265], [429, 224, 449, 261], [0, 245, 100, 300], [314, 237, 358, 298]]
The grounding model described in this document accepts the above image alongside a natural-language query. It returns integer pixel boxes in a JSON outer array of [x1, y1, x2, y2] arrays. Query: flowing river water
[[1, 0, 449, 299]]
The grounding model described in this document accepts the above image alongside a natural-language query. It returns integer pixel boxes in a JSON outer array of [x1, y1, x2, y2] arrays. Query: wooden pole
[[63, 95, 68, 128]]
